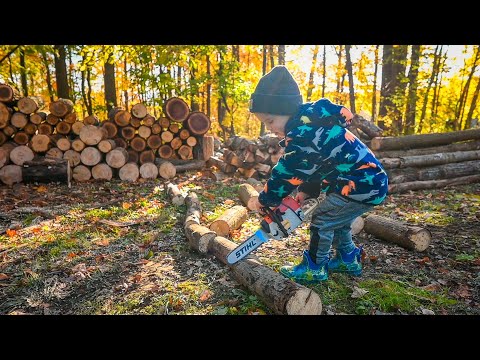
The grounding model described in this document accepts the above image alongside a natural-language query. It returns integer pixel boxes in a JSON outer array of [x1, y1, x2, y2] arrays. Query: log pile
[[207, 134, 284, 180], [0, 83, 214, 185], [207, 114, 382, 180], [371, 129, 480, 193]]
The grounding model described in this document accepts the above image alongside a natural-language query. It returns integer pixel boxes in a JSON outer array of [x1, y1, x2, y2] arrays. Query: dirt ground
[[0, 175, 479, 315]]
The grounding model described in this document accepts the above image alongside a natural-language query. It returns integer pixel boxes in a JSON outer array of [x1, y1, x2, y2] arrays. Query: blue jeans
[[309, 193, 374, 264]]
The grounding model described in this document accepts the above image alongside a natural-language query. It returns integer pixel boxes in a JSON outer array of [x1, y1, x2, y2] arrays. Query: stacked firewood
[[371, 128, 480, 193], [207, 134, 283, 180], [0, 83, 213, 185]]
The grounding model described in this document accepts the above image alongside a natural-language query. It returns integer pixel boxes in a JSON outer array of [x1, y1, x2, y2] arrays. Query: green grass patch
[[455, 253, 476, 262], [356, 278, 456, 314]]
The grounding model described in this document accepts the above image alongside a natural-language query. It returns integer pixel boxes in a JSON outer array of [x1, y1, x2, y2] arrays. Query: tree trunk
[[404, 45, 421, 135], [466, 76, 480, 126], [40, 50, 54, 102], [418, 46, 440, 133], [335, 45, 344, 102], [86, 68, 93, 115], [104, 55, 117, 114], [372, 45, 379, 123], [345, 45, 356, 113], [278, 45, 285, 65], [430, 46, 443, 127], [19, 47, 28, 96], [352, 115, 383, 138], [457, 46, 480, 130], [370, 128, 480, 151], [379, 45, 396, 128], [54, 45, 70, 99], [260, 45, 267, 137], [321, 45, 326, 98], [364, 214, 431, 251], [306, 45, 319, 102]]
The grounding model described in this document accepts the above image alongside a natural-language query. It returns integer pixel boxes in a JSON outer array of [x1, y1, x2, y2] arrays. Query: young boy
[[249, 65, 388, 284]]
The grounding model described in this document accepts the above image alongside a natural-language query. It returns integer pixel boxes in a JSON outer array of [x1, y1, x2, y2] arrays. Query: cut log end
[[285, 288, 323, 315], [165, 97, 190, 122], [411, 229, 432, 252]]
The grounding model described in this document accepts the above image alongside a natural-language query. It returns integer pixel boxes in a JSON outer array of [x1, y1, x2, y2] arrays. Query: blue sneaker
[[280, 250, 329, 283], [328, 246, 364, 276]]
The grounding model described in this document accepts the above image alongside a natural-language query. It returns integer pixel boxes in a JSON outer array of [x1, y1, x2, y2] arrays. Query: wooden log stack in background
[[0, 83, 214, 185]]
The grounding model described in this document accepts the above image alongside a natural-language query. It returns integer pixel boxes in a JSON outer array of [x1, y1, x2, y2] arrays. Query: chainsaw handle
[[263, 206, 289, 237]]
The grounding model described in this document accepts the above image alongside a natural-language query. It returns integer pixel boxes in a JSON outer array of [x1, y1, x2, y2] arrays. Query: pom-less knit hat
[[249, 65, 303, 115]]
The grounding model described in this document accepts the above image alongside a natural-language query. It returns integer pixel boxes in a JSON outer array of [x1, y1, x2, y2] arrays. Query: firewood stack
[[0, 83, 213, 185], [207, 134, 284, 180], [370, 128, 480, 193]]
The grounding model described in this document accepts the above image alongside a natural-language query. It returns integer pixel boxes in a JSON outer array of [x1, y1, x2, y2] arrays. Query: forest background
[[1, 45, 478, 142]]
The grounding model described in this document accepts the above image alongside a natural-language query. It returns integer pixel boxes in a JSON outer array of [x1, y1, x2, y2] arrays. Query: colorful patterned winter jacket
[[258, 98, 389, 207]]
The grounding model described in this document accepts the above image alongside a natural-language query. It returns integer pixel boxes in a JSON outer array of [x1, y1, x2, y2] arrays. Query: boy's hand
[[295, 191, 309, 206]]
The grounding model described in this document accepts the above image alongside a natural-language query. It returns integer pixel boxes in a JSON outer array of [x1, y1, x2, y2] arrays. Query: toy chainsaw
[[226, 196, 319, 265]]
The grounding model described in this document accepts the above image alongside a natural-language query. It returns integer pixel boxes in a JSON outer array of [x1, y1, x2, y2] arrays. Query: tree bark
[[404, 45, 421, 135], [388, 160, 480, 183], [104, 56, 117, 114], [418, 46, 440, 133], [306, 45, 319, 102], [22, 157, 71, 187], [19, 47, 28, 96], [54, 45, 70, 99], [371, 45, 379, 123], [238, 183, 259, 210], [380, 150, 480, 169], [364, 214, 431, 251], [373, 140, 480, 158], [345, 45, 356, 113], [466, 75, 480, 126], [388, 174, 480, 194], [370, 128, 480, 151], [166, 182, 185, 206]]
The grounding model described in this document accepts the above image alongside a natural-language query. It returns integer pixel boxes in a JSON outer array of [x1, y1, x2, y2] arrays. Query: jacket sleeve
[[258, 135, 326, 207]]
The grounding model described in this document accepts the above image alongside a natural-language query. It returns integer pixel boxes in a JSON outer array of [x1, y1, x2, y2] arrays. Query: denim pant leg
[[309, 193, 373, 264]]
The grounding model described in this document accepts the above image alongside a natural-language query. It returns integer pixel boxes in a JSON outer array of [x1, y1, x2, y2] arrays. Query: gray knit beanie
[[249, 65, 303, 115]]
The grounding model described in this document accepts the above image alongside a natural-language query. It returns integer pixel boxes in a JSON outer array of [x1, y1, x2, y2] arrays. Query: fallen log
[[238, 183, 259, 210], [246, 177, 264, 192], [209, 236, 322, 315], [351, 216, 365, 236], [0, 164, 22, 185], [22, 157, 71, 187], [209, 205, 248, 236], [363, 214, 431, 252], [388, 160, 480, 184], [388, 174, 480, 193], [380, 150, 480, 169], [372, 140, 480, 159], [155, 158, 205, 173], [370, 128, 480, 151], [352, 114, 383, 138], [183, 192, 322, 315], [181, 192, 215, 253], [166, 182, 185, 206]]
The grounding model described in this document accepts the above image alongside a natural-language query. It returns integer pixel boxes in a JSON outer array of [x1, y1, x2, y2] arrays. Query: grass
[[312, 275, 457, 315]]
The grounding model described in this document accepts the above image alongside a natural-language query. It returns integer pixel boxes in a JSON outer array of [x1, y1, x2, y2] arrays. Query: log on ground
[[209, 205, 248, 236], [208, 236, 322, 315], [388, 174, 480, 193], [22, 157, 71, 187], [363, 214, 431, 251], [238, 183, 259, 210], [166, 182, 185, 206], [370, 128, 480, 151]]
